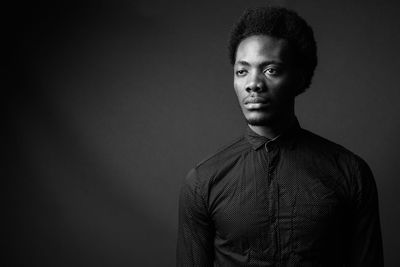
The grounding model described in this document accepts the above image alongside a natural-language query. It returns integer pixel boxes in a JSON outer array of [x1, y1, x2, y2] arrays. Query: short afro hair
[[228, 6, 317, 94]]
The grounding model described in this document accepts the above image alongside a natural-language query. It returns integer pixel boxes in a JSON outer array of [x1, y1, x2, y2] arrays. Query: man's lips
[[244, 97, 270, 109], [244, 97, 268, 104]]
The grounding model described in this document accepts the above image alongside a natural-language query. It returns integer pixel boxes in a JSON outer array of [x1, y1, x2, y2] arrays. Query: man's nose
[[245, 74, 266, 93]]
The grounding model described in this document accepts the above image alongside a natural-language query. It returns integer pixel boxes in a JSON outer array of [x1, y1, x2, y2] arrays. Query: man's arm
[[176, 168, 214, 267], [347, 158, 384, 266]]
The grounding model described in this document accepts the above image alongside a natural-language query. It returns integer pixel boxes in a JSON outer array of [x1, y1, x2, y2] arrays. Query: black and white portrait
[[6, 0, 400, 266]]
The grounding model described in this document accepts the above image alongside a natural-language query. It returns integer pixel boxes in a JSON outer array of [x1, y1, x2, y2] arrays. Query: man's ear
[[294, 71, 307, 96]]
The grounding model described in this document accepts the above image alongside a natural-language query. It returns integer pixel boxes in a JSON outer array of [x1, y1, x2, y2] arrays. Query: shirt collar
[[245, 118, 301, 151]]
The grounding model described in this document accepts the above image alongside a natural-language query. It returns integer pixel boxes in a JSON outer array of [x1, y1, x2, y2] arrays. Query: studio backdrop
[[6, 0, 400, 266]]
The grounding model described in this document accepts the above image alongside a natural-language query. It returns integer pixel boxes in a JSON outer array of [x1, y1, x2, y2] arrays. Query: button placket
[[265, 142, 282, 261]]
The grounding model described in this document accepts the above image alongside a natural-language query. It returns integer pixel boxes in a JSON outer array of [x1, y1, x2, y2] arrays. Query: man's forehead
[[235, 35, 292, 65]]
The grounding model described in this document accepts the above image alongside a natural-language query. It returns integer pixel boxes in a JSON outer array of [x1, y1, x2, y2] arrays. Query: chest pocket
[[296, 202, 333, 223], [292, 202, 337, 258]]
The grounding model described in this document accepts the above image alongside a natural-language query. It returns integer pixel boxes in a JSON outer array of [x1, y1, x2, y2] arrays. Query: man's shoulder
[[196, 135, 250, 168], [188, 135, 250, 181], [298, 128, 367, 168]]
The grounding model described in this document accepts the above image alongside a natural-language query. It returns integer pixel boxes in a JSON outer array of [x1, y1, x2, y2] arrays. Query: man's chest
[[208, 159, 346, 255]]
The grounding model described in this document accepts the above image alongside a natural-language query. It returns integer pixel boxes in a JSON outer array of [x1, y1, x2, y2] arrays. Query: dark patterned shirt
[[177, 120, 383, 266]]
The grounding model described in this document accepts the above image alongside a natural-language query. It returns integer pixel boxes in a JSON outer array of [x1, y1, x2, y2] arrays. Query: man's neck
[[248, 113, 296, 139]]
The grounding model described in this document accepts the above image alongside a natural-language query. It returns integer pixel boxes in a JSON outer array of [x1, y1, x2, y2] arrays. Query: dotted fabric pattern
[[176, 120, 383, 266]]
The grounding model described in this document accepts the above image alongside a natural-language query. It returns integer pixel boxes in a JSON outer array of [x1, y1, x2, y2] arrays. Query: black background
[[5, 0, 400, 266]]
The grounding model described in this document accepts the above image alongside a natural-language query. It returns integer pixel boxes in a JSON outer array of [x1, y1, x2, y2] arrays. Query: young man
[[177, 6, 383, 266]]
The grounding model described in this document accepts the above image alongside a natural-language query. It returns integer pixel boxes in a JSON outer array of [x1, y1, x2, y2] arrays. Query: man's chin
[[243, 108, 282, 126], [245, 115, 273, 126]]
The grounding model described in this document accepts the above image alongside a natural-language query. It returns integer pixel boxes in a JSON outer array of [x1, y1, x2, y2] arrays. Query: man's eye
[[265, 68, 279, 76], [235, 70, 247, 76]]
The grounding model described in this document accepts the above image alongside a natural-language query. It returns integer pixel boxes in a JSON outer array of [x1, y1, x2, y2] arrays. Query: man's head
[[229, 6, 317, 95], [229, 6, 317, 127]]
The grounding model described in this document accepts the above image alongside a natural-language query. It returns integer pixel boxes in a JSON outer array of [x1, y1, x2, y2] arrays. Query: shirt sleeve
[[176, 168, 214, 267], [346, 157, 384, 266]]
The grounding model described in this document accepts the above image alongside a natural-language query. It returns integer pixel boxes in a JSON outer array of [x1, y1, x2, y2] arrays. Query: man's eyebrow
[[235, 60, 251, 66], [234, 60, 283, 67]]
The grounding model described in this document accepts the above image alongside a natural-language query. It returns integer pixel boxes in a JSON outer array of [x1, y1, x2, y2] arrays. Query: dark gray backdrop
[[6, 0, 400, 266]]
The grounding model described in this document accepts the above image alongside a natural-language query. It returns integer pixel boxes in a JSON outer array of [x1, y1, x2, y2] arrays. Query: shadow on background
[[5, 0, 400, 266]]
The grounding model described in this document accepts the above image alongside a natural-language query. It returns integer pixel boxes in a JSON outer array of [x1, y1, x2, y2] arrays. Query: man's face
[[233, 35, 301, 126]]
